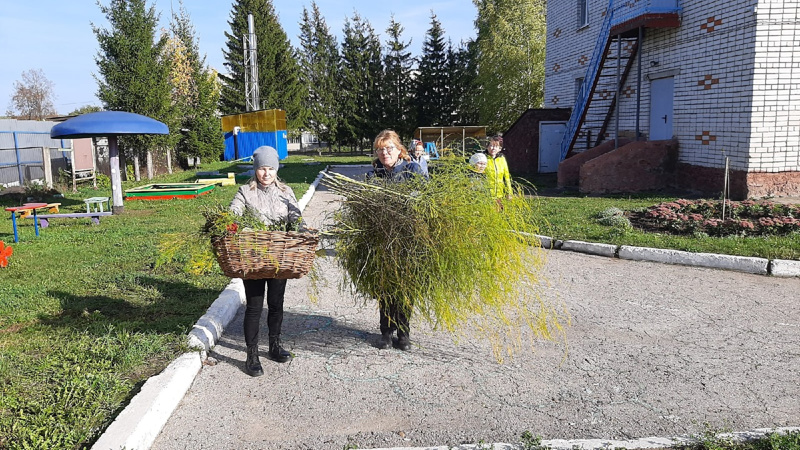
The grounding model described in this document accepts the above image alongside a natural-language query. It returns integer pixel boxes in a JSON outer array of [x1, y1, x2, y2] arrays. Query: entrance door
[[539, 122, 566, 173], [649, 77, 674, 140]]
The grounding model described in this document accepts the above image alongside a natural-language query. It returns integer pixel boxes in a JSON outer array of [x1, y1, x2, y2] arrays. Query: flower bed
[[629, 199, 800, 237]]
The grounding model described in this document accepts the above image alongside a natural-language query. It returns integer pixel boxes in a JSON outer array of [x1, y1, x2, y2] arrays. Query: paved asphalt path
[[152, 166, 800, 450]]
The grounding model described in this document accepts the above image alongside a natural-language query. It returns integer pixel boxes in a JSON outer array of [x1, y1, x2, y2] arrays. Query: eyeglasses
[[377, 145, 397, 154]]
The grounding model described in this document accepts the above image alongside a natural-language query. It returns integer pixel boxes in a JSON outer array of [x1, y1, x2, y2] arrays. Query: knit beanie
[[252, 146, 279, 170], [469, 152, 487, 166]]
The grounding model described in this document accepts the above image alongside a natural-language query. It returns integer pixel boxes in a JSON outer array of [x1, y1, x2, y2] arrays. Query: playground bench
[[35, 212, 112, 228]]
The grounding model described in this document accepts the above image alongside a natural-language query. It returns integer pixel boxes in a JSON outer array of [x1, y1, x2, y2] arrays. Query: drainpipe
[[615, 35, 621, 150], [636, 27, 643, 141]]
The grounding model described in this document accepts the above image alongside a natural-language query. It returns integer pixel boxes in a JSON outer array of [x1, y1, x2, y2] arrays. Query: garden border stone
[[770, 258, 800, 277], [561, 240, 617, 258], [618, 245, 769, 275]]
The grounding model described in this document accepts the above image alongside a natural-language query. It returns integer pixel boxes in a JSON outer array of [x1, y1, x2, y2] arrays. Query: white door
[[649, 77, 674, 140], [539, 122, 566, 173]]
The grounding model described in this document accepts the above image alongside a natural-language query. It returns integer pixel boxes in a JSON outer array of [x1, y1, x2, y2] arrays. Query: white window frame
[[578, 0, 589, 28]]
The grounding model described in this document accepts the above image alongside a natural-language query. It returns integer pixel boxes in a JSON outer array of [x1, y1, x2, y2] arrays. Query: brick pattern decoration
[[553, 63, 561, 72], [578, 54, 589, 65], [701, 16, 723, 32], [551, 95, 560, 105], [695, 130, 717, 145], [623, 85, 636, 98], [544, 0, 800, 184], [553, 28, 562, 38], [698, 74, 720, 90]]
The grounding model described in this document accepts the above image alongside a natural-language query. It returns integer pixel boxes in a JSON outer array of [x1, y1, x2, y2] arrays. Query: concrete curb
[[536, 234, 795, 277], [91, 353, 202, 450], [619, 245, 769, 275], [770, 258, 800, 277], [363, 426, 800, 450]]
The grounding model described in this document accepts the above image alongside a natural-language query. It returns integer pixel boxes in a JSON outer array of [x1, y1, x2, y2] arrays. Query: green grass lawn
[[0, 155, 796, 448]]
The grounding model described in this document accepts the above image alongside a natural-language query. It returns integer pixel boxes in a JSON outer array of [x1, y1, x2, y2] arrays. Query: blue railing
[[560, 0, 615, 160], [560, 0, 682, 160]]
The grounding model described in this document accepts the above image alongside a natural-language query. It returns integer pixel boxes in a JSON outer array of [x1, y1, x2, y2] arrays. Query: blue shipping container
[[223, 130, 288, 161]]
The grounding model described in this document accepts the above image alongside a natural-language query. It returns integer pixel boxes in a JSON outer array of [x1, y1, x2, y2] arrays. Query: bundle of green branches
[[157, 204, 304, 275], [321, 164, 567, 360]]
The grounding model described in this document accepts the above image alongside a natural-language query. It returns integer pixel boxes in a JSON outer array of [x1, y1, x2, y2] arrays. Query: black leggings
[[243, 278, 288, 346]]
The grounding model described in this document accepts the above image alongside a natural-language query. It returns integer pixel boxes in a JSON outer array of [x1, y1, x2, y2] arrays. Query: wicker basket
[[212, 230, 319, 279]]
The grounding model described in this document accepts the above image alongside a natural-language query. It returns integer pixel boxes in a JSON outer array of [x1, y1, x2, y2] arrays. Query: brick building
[[545, 0, 800, 198]]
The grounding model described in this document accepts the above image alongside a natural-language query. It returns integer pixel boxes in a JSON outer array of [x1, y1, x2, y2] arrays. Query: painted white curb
[[619, 245, 769, 275], [187, 278, 246, 352], [91, 353, 202, 450], [297, 167, 327, 212], [363, 426, 800, 450], [561, 240, 618, 258], [770, 258, 800, 277]]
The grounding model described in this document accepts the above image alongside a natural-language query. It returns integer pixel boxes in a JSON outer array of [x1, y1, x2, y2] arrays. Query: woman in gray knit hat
[[229, 146, 301, 376]]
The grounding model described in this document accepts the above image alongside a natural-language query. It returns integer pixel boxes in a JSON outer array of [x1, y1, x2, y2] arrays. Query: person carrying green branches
[[229, 146, 301, 375], [367, 130, 428, 351]]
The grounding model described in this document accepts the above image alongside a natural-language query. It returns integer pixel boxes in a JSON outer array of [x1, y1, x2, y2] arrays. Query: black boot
[[395, 331, 411, 351], [269, 336, 292, 363], [378, 330, 393, 350], [245, 344, 264, 377]]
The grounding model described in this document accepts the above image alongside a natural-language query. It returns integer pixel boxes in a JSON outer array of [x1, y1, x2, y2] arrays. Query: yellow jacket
[[486, 154, 512, 198]]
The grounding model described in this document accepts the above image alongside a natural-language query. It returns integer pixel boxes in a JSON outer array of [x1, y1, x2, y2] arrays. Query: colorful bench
[[36, 212, 112, 228]]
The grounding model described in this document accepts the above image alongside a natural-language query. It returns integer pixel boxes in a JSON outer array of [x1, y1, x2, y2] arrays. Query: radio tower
[[243, 13, 260, 111]]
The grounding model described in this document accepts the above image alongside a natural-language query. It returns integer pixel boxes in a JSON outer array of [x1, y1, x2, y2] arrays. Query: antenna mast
[[243, 13, 260, 111]]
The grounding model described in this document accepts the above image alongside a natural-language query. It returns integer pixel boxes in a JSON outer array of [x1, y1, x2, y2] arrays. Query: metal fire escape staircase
[[560, 0, 682, 160]]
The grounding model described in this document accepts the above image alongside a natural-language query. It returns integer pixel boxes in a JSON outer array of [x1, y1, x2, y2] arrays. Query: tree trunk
[[146, 150, 154, 180], [166, 147, 173, 174], [133, 154, 141, 182]]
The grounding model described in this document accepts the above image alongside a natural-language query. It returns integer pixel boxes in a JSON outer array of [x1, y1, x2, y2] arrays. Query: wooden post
[[41, 147, 53, 189], [109, 137, 124, 215], [166, 147, 173, 174]]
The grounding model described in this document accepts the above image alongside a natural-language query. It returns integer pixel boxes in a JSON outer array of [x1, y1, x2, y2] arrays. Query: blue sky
[[0, 0, 477, 115]]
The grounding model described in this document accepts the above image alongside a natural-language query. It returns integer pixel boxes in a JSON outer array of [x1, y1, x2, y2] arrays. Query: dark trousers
[[243, 278, 288, 346], [379, 300, 411, 338]]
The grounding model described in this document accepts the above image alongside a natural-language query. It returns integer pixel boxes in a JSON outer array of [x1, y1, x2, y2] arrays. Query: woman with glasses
[[367, 130, 428, 350]]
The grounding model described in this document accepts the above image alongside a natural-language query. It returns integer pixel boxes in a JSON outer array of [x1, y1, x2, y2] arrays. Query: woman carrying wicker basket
[[230, 146, 301, 375], [368, 130, 428, 351]]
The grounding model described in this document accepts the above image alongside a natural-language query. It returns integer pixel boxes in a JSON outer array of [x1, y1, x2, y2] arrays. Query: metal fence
[[0, 119, 73, 187]]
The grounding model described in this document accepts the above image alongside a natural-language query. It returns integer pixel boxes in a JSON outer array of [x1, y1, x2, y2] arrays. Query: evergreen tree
[[382, 16, 416, 140], [94, 0, 176, 178], [337, 12, 383, 148], [447, 39, 479, 126], [219, 0, 308, 131], [473, 0, 546, 132], [415, 13, 450, 127], [169, 1, 223, 164], [298, 2, 340, 148]]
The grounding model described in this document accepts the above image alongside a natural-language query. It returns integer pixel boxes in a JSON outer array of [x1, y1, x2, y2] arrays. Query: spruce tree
[[298, 2, 340, 148], [447, 40, 479, 126], [382, 16, 416, 140], [473, 0, 546, 132], [94, 0, 176, 178], [219, 0, 308, 131], [415, 13, 451, 127], [169, 1, 223, 164], [338, 12, 383, 148]]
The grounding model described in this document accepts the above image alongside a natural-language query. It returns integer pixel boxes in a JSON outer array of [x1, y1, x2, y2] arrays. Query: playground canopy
[[413, 126, 487, 154], [50, 111, 169, 215]]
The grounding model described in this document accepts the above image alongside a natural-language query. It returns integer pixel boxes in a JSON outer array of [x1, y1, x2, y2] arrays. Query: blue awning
[[50, 111, 169, 138]]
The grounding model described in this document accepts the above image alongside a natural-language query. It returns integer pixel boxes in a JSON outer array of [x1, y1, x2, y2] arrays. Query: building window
[[578, 0, 589, 28], [575, 77, 585, 101]]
